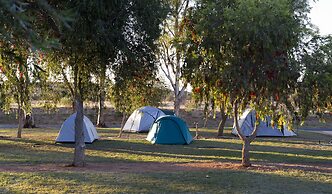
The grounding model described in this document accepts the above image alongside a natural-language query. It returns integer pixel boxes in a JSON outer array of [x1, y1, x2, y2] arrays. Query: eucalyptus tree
[[0, 43, 32, 138], [183, 0, 234, 136], [296, 35, 332, 120], [186, 0, 311, 167], [223, 0, 311, 167], [112, 59, 168, 137], [111, 0, 168, 134], [157, 0, 197, 116], [45, 0, 125, 167], [47, 0, 167, 167], [0, 0, 70, 138]]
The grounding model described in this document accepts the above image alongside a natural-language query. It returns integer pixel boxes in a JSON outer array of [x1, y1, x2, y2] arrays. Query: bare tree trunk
[[96, 72, 106, 127], [17, 104, 24, 138], [72, 97, 85, 167], [71, 100, 76, 113], [217, 114, 227, 136], [96, 99, 105, 127], [61, 65, 76, 113], [158, 1, 189, 117], [118, 113, 127, 138], [233, 102, 258, 167], [203, 114, 208, 128], [217, 105, 227, 136], [242, 139, 251, 167], [174, 97, 180, 116]]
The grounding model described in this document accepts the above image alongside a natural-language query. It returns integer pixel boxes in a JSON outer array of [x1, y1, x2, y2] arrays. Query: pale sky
[[310, 0, 332, 35]]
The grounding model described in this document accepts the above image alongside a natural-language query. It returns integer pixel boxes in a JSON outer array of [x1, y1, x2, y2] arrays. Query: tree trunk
[[118, 113, 127, 138], [233, 102, 258, 167], [203, 114, 208, 128], [217, 113, 227, 136], [72, 97, 85, 167], [242, 139, 251, 167], [96, 102, 105, 127], [174, 98, 180, 116], [16, 104, 24, 138], [71, 100, 76, 113], [96, 97, 105, 127], [233, 102, 250, 167], [96, 72, 106, 127]]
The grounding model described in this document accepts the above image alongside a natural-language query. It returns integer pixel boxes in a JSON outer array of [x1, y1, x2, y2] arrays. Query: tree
[[183, 0, 233, 136], [222, 0, 310, 167], [157, 0, 195, 116], [45, 0, 125, 167], [0, 0, 70, 138], [110, 0, 168, 136], [111, 70, 168, 137], [95, 64, 108, 127], [46, 0, 167, 166], [296, 35, 332, 120], [188, 0, 311, 167], [0, 43, 32, 138]]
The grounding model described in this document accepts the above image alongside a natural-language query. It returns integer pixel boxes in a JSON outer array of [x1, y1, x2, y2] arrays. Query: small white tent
[[56, 113, 99, 143], [122, 106, 168, 132], [232, 109, 296, 137]]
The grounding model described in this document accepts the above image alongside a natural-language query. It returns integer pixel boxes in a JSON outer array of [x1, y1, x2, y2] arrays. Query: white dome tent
[[232, 109, 296, 137], [56, 113, 99, 143], [122, 106, 173, 133]]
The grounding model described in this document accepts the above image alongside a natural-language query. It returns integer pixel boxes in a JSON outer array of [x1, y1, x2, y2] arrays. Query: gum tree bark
[[217, 104, 227, 137], [118, 113, 127, 138], [233, 102, 259, 167], [159, 0, 190, 116], [72, 63, 85, 167], [16, 104, 24, 138], [73, 96, 85, 167], [96, 68, 106, 127], [16, 81, 26, 138]]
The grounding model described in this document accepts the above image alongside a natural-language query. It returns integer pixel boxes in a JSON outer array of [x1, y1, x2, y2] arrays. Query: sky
[[309, 0, 332, 35]]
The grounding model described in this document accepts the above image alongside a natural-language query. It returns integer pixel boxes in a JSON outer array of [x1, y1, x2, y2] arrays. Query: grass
[[0, 170, 331, 193], [0, 127, 331, 193]]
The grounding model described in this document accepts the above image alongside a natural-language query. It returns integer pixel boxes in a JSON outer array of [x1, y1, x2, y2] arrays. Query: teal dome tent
[[146, 115, 193, 145]]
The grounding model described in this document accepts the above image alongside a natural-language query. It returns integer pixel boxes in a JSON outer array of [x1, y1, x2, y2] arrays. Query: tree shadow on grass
[[1, 168, 331, 194], [0, 137, 135, 165], [1, 133, 331, 166], [86, 139, 332, 165]]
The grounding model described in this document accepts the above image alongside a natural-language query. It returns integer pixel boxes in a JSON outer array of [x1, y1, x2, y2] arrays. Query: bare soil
[[0, 161, 331, 174]]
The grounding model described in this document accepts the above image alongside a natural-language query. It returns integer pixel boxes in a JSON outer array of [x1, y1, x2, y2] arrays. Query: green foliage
[[296, 35, 332, 120], [0, 42, 32, 113], [110, 78, 168, 114], [0, 0, 71, 49], [184, 0, 313, 128], [44, 0, 168, 110], [0, 0, 71, 117], [110, 0, 168, 114]]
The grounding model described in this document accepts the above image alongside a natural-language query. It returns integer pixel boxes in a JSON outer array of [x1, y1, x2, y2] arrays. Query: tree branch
[[234, 101, 247, 141], [61, 64, 74, 98]]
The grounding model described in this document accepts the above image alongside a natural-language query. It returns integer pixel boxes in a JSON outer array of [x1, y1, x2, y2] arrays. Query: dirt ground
[[0, 161, 331, 174]]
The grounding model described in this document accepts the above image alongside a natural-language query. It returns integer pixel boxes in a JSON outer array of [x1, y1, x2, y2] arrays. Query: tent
[[122, 106, 174, 133], [146, 115, 193, 145], [232, 109, 296, 137], [56, 113, 99, 143]]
